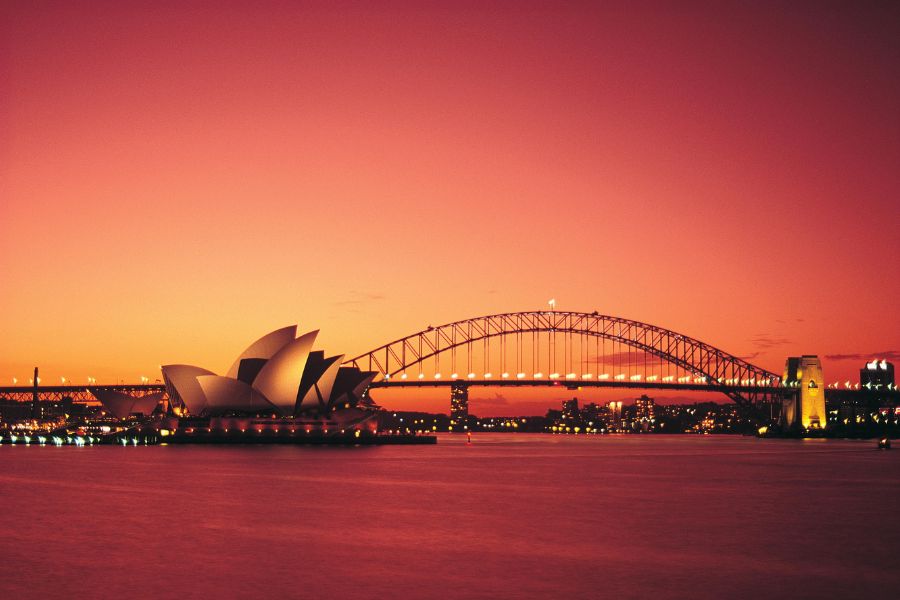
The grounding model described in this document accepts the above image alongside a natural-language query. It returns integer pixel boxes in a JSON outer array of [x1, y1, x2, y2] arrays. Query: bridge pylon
[[780, 356, 826, 430]]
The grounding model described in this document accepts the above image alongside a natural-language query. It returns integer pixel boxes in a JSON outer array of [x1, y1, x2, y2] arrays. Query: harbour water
[[1, 434, 898, 598]]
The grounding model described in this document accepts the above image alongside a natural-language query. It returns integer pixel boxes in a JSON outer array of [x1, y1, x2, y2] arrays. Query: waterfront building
[[88, 325, 378, 435], [0, 399, 32, 424]]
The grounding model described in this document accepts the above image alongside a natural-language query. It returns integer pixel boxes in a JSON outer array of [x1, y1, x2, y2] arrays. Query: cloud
[[585, 350, 655, 367], [737, 351, 763, 361], [470, 392, 509, 406], [750, 334, 791, 349], [824, 350, 900, 361]]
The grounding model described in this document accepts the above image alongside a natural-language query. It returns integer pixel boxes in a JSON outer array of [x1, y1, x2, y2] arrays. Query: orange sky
[[2, 1, 898, 414]]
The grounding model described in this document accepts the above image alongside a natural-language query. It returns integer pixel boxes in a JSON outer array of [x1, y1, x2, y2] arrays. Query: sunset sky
[[2, 1, 898, 414]]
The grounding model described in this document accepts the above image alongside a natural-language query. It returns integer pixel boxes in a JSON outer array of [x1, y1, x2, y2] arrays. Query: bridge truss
[[0, 385, 165, 404], [347, 311, 783, 407]]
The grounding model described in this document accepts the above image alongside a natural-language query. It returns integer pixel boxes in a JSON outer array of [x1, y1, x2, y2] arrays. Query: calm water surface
[[1, 434, 898, 599]]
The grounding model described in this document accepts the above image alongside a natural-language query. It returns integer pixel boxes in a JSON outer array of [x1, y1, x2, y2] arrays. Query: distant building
[[1, 397, 74, 424], [635, 395, 655, 420], [582, 402, 600, 423], [562, 398, 579, 421], [607, 400, 623, 431], [860, 359, 894, 389], [634, 395, 655, 432], [0, 399, 32, 423], [449, 384, 468, 431]]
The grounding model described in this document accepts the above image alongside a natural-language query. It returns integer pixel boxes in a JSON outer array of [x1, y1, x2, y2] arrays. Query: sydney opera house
[[90, 326, 379, 440]]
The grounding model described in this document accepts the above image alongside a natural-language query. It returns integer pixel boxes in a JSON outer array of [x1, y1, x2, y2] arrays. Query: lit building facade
[[635, 395, 655, 420], [607, 400, 623, 431], [634, 395, 655, 432], [449, 383, 468, 431], [782, 355, 826, 429]]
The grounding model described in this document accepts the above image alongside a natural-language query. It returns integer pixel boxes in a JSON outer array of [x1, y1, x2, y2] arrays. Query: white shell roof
[[251, 330, 318, 416], [224, 325, 297, 379], [197, 375, 278, 414], [161, 364, 216, 416]]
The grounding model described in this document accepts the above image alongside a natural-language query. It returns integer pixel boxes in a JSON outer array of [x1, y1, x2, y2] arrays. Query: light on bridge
[[582, 374, 592, 379], [549, 373, 559, 379], [516, 373, 526, 379], [417, 373, 424, 379], [484, 373, 492, 379], [599, 373, 610, 380], [630, 374, 641, 381], [467, 373, 476, 379], [501, 372, 509, 378], [451, 373, 458, 379], [615, 374, 625, 380], [566, 373, 576, 379], [434, 373, 441, 379], [534, 373, 543, 379]]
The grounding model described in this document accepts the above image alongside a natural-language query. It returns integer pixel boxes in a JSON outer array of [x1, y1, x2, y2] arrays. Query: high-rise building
[[449, 384, 469, 431], [635, 395, 655, 421], [606, 400, 623, 431]]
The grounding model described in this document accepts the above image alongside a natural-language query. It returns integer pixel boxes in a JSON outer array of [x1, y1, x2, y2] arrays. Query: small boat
[[878, 437, 891, 450]]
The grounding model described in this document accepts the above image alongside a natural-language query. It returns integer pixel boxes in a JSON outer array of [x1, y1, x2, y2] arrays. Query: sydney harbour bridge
[[1, 311, 895, 414]]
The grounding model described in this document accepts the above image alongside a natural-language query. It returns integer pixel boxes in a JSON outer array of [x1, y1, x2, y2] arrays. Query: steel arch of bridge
[[346, 311, 782, 406]]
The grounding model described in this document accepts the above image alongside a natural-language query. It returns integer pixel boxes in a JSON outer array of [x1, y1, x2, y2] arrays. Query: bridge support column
[[450, 383, 469, 432]]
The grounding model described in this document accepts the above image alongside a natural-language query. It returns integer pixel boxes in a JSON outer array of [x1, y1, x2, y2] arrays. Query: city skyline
[[2, 1, 898, 415]]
